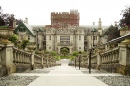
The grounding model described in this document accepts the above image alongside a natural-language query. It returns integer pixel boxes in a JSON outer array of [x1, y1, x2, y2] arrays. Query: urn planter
[[26, 43, 36, 53], [120, 30, 130, 36], [0, 28, 14, 44]]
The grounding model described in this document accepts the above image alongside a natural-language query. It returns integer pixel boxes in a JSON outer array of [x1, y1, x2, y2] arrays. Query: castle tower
[[98, 18, 103, 35], [51, 9, 79, 29]]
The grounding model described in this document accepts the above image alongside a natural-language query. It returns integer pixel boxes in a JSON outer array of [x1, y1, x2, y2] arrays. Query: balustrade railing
[[13, 47, 31, 64], [100, 47, 119, 65], [34, 54, 42, 64], [91, 55, 97, 64]]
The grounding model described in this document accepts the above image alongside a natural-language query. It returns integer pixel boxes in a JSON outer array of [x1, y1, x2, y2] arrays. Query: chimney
[[25, 17, 28, 24], [13, 19, 16, 29], [98, 18, 102, 30], [93, 22, 95, 28], [115, 21, 117, 27]]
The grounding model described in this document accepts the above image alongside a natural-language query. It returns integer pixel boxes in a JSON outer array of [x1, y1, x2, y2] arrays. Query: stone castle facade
[[45, 10, 103, 54], [14, 10, 105, 54]]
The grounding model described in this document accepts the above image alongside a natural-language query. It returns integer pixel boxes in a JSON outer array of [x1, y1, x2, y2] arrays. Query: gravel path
[[82, 69, 130, 86], [95, 76, 130, 86], [1, 68, 130, 86], [0, 69, 50, 86], [0, 76, 38, 86]]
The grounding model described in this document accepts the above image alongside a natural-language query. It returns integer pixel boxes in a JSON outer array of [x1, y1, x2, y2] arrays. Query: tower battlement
[[51, 10, 79, 28]]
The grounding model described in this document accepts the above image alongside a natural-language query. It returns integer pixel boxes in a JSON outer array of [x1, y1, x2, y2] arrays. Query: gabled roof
[[14, 22, 35, 36]]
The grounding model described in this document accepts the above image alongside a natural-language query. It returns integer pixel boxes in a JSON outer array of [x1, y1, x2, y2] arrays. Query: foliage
[[119, 5, 130, 29], [0, 26, 8, 28], [50, 51, 57, 56], [20, 40, 29, 49], [69, 56, 76, 61], [8, 34, 18, 44], [61, 47, 69, 56], [72, 51, 79, 57], [44, 50, 49, 54], [0, 6, 21, 27], [60, 55, 70, 59], [120, 25, 129, 30], [82, 51, 88, 57], [104, 25, 120, 41], [54, 56, 61, 61]]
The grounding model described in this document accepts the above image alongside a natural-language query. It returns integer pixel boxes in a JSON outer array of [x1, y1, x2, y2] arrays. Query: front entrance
[[60, 47, 70, 56]]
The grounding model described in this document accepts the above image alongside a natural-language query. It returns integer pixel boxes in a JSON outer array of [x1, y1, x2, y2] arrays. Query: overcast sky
[[1, 0, 130, 26]]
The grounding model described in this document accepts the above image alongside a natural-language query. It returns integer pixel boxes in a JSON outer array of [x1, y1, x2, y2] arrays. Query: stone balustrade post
[[118, 37, 130, 75], [0, 44, 16, 76], [41, 55, 43, 68], [97, 53, 101, 70], [31, 51, 35, 70]]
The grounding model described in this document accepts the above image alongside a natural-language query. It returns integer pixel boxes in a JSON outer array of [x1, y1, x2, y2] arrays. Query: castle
[[45, 10, 103, 53], [14, 10, 109, 54]]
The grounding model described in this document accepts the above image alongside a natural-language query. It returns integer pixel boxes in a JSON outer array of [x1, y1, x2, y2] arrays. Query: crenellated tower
[[51, 9, 79, 29]]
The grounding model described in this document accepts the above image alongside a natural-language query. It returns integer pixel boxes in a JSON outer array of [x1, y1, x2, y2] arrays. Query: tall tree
[[119, 5, 130, 28], [105, 25, 120, 41], [0, 6, 21, 27], [61, 48, 69, 56]]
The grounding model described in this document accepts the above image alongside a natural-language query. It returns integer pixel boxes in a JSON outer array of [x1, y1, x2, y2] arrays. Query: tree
[[61, 48, 69, 56], [119, 5, 130, 29], [8, 34, 18, 44], [21, 40, 29, 49], [72, 51, 79, 57], [103, 25, 120, 41], [50, 51, 57, 56], [0, 6, 21, 27]]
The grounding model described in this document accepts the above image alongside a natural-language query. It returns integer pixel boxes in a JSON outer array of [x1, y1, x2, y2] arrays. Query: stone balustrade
[[34, 54, 42, 64], [0, 45, 4, 68], [0, 43, 56, 76], [13, 47, 31, 64], [100, 47, 119, 65], [34, 54, 43, 68], [91, 54, 97, 68], [72, 33, 130, 75]]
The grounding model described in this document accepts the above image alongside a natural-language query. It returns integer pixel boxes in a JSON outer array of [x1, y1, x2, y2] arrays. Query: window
[[79, 47, 81, 49], [60, 36, 70, 43], [49, 47, 51, 49], [50, 36, 51, 40], [79, 36, 81, 40], [28, 36, 30, 40]]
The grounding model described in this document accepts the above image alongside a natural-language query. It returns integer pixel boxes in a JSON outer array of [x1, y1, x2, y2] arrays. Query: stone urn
[[119, 27, 130, 45], [27, 44, 36, 50], [120, 26, 130, 36], [0, 28, 14, 44], [35, 50, 44, 54], [98, 45, 105, 53], [26, 43, 36, 52]]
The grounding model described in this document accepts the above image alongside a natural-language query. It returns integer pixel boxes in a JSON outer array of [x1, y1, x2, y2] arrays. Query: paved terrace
[[4, 59, 126, 86]]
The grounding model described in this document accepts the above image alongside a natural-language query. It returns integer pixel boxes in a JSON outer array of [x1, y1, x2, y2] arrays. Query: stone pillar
[[97, 53, 101, 70], [0, 44, 16, 76], [31, 51, 34, 70], [41, 55, 43, 68], [118, 38, 130, 75]]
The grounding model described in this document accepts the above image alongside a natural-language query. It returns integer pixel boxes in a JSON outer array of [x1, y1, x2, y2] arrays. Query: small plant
[[0, 26, 13, 29]]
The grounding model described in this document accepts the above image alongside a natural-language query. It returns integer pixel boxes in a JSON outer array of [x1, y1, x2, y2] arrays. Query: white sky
[[1, 0, 130, 26]]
